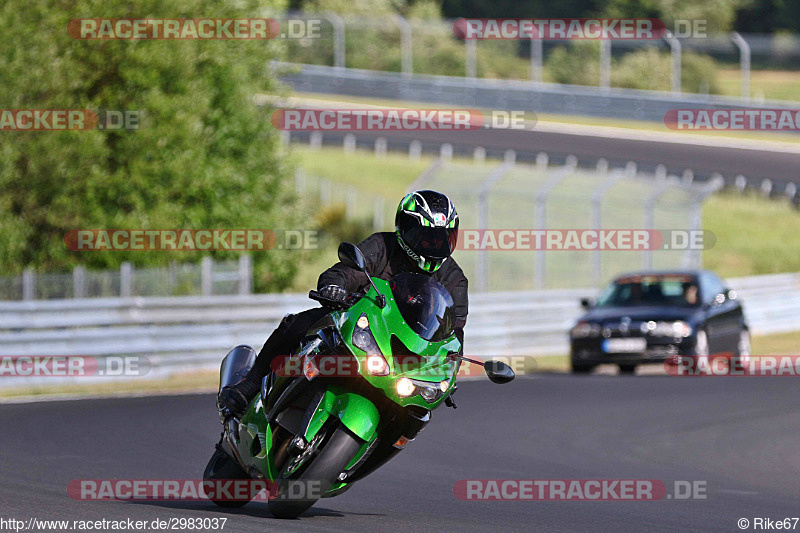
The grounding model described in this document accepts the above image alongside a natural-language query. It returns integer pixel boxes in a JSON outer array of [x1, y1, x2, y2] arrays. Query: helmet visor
[[402, 226, 457, 260]]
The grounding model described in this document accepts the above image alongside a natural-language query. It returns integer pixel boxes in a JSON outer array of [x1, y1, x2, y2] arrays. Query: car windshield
[[389, 273, 455, 342], [595, 274, 700, 308]]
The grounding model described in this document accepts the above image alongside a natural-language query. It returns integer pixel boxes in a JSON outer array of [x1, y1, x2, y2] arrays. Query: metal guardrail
[[275, 62, 798, 123], [0, 273, 797, 387]]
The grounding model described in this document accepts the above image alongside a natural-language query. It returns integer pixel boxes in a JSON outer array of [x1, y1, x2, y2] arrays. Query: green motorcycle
[[204, 242, 514, 518]]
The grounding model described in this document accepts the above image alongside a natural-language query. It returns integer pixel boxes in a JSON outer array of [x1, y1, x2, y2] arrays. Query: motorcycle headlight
[[571, 321, 601, 338], [396, 377, 415, 397], [395, 378, 446, 403], [352, 314, 389, 376], [419, 385, 438, 402]]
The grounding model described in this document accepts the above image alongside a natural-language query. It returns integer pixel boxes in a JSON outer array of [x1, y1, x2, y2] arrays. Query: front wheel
[[268, 424, 362, 519], [203, 446, 251, 508]]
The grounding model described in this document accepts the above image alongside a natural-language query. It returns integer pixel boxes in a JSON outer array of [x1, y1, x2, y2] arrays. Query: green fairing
[[230, 275, 461, 499]]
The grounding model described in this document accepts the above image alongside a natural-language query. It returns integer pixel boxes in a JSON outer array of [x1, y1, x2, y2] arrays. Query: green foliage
[[545, 44, 719, 93], [545, 42, 602, 86], [613, 49, 720, 93], [0, 0, 300, 292]]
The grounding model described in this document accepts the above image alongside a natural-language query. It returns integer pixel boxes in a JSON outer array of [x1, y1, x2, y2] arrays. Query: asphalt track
[[1, 375, 798, 532], [292, 127, 800, 193]]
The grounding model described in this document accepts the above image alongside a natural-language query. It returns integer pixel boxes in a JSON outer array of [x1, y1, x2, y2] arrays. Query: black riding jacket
[[318, 232, 469, 347]]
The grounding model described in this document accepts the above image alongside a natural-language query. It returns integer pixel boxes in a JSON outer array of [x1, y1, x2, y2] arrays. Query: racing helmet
[[395, 190, 459, 273]]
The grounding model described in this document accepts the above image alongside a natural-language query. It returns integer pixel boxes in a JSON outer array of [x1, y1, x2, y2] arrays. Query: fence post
[[731, 32, 751, 100], [201, 257, 213, 297], [643, 177, 677, 270], [325, 12, 346, 69], [465, 38, 477, 78], [664, 32, 682, 94], [309, 131, 323, 149], [439, 143, 453, 162], [473, 146, 486, 163], [599, 40, 611, 89], [591, 168, 625, 285], [22, 268, 35, 301], [238, 255, 252, 295], [73, 266, 86, 298], [530, 36, 542, 82], [120, 262, 132, 298], [409, 140, 422, 161], [343, 133, 356, 153], [476, 160, 515, 292], [534, 157, 576, 289], [373, 197, 385, 231], [394, 15, 413, 77], [375, 137, 387, 157], [320, 179, 332, 205]]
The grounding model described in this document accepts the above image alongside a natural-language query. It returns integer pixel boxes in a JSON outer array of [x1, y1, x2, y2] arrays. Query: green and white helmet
[[395, 190, 459, 273]]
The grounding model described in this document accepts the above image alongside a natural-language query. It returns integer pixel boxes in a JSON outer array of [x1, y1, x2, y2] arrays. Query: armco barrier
[[0, 273, 797, 387], [275, 62, 798, 123]]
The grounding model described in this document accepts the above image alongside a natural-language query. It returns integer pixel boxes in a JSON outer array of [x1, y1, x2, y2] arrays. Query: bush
[[0, 0, 301, 292]]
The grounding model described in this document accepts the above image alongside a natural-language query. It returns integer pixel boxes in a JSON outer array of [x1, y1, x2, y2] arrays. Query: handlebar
[[308, 290, 364, 309]]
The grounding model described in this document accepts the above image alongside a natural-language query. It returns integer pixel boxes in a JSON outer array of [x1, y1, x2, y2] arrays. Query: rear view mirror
[[338, 242, 366, 271], [484, 360, 515, 384]]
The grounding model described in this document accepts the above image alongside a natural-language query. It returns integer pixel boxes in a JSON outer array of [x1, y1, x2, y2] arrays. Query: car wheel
[[736, 329, 751, 370], [618, 364, 636, 375], [693, 330, 710, 375], [570, 361, 594, 374]]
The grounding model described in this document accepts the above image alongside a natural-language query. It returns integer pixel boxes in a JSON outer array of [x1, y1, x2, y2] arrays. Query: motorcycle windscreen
[[389, 273, 455, 342]]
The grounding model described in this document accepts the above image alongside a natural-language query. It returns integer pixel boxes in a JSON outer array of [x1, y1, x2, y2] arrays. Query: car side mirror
[[338, 242, 366, 271], [580, 297, 594, 310], [484, 360, 515, 384]]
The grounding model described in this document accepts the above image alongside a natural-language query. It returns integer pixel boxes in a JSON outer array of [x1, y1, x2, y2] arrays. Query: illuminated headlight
[[650, 320, 692, 337], [439, 380, 449, 392], [352, 313, 389, 376], [571, 321, 601, 338], [396, 378, 415, 397]]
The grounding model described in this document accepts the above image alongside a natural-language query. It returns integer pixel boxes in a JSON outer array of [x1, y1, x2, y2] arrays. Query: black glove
[[319, 284, 348, 303]]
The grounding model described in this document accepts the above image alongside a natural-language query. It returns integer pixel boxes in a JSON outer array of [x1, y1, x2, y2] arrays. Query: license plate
[[602, 338, 647, 353]]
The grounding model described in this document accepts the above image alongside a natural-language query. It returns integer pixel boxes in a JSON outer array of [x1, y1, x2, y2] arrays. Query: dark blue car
[[570, 270, 750, 374]]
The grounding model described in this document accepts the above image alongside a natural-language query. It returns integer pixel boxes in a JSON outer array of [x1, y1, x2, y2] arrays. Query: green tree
[[0, 0, 301, 291]]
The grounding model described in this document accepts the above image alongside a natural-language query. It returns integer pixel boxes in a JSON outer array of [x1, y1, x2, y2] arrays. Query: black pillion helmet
[[395, 190, 459, 273]]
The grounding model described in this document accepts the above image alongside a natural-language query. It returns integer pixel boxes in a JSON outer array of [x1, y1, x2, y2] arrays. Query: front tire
[[203, 446, 251, 508], [268, 424, 362, 519]]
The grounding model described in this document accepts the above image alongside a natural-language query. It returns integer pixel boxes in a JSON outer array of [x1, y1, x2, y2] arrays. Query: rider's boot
[[218, 372, 262, 419]]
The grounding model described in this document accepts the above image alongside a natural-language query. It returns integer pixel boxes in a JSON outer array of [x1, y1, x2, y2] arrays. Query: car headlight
[[571, 321, 601, 338], [352, 314, 389, 376], [649, 320, 692, 337]]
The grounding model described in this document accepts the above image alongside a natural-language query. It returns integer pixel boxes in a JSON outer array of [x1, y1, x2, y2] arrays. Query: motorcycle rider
[[218, 190, 468, 418]]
